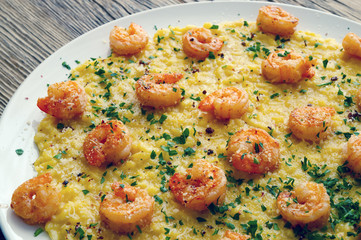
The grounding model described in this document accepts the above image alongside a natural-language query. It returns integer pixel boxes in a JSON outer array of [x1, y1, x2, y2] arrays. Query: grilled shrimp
[[344, 134, 361, 174], [261, 50, 315, 83], [135, 73, 183, 108], [182, 27, 223, 60], [37, 81, 87, 120], [109, 23, 149, 56], [277, 181, 330, 228], [257, 5, 299, 36], [221, 230, 250, 240], [169, 159, 227, 211], [100, 182, 154, 234], [11, 173, 61, 225], [83, 120, 132, 167], [227, 128, 280, 174], [288, 106, 335, 142], [342, 33, 361, 58], [198, 87, 249, 120]]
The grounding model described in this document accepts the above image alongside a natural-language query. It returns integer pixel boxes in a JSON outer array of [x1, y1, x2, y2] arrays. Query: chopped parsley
[[62, 61, 71, 70], [34, 228, 44, 237], [334, 197, 361, 225], [208, 51, 216, 59], [270, 93, 279, 99], [82, 190, 90, 195], [323, 59, 329, 68], [15, 149, 24, 156], [173, 128, 190, 144]]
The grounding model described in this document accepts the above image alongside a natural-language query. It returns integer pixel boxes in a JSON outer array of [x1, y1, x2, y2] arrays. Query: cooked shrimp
[[198, 87, 249, 120], [109, 23, 148, 56], [100, 182, 154, 234], [288, 106, 335, 142], [261, 50, 315, 83], [257, 5, 299, 36], [169, 159, 227, 211], [277, 181, 330, 228], [227, 128, 280, 174], [221, 230, 250, 240], [344, 134, 361, 174], [342, 33, 361, 58], [10, 173, 61, 225], [182, 27, 223, 60], [37, 81, 87, 120], [83, 120, 132, 167], [135, 73, 183, 108]]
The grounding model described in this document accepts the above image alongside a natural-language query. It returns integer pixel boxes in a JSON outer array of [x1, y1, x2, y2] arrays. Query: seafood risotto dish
[[9, 5, 361, 240]]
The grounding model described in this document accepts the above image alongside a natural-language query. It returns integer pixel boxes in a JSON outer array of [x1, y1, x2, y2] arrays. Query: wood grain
[[1, 0, 360, 117]]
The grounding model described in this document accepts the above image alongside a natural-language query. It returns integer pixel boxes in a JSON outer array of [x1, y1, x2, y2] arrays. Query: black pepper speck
[[206, 127, 214, 134]]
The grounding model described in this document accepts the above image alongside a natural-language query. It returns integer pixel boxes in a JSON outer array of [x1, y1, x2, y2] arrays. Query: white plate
[[1, 1, 360, 239]]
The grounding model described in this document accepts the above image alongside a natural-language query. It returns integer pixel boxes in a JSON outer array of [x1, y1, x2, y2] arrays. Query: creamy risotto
[[30, 15, 361, 240]]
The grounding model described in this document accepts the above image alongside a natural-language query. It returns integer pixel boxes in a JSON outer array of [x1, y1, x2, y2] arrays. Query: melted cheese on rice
[[34, 20, 361, 239]]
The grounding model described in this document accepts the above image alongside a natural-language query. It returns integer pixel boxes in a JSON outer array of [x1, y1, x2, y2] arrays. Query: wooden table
[[0, 0, 360, 239]]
